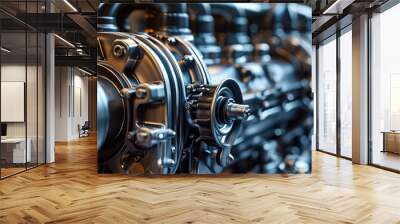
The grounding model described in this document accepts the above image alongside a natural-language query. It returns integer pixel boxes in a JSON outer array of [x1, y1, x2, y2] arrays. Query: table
[[1, 138, 31, 164], [382, 131, 400, 154]]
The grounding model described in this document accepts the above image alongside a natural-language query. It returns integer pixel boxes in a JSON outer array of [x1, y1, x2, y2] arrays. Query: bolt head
[[112, 44, 126, 57], [183, 55, 194, 63], [137, 132, 149, 141], [127, 131, 135, 141], [165, 158, 175, 167], [136, 88, 147, 98], [167, 37, 176, 45]]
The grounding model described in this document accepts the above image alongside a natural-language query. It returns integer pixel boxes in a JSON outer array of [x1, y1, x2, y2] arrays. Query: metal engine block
[[97, 3, 312, 174]]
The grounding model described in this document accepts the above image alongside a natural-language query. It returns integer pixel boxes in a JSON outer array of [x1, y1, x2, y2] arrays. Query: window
[[312, 45, 317, 150], [371, 3, 400, 171], [317, 37, 337, 154], [0, 1, 47, 179], [339, 28, 352, 158]]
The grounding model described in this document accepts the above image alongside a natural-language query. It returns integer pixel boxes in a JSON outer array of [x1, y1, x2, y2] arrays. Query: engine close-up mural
[[97, 3, 312, 175]]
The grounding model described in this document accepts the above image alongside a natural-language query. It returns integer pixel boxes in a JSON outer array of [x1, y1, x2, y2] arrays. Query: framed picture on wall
[[1, 81, 25, 122]]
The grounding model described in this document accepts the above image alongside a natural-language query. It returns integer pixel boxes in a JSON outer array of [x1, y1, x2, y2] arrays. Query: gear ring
[[190, 79, 250, 147]]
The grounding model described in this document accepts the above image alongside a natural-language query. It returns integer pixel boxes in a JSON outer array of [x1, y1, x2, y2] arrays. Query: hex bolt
[[171, 146, 176, 154], [137, 132, 149, 142], [183, 55, 194, 64], [164, 158, 175, 167], [120, 87, 136, 99], [136, 88, 147, 99], [112, 44, 126, 57], [127, 131, 135, 141], [180, 55, 194, 67], [167, 37, 176, 45]]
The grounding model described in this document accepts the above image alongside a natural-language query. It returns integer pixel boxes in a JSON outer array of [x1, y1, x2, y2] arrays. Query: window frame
[[367, 1, 400, 173], [0, 0, 48, 180], [315, 23, 353, 160]]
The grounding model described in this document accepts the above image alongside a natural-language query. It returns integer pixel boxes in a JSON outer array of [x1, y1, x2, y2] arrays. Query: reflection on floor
[[0, 167, 25, 178], [0, 136, 400, 223], [373, 150, 400, 171], [0, 162, 43, 179]]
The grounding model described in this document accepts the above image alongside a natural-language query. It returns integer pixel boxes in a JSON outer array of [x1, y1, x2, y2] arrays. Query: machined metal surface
[[97, 3, 312, 174]]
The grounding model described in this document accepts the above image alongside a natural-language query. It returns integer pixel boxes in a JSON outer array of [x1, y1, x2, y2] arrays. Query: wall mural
[[97, 3, 313, 175]]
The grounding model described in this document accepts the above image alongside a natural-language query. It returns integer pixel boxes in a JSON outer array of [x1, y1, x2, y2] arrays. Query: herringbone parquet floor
[[1, 135, 400, 223]]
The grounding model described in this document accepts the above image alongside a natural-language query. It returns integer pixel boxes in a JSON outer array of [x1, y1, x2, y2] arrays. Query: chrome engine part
[[97, 3, 312, 174]]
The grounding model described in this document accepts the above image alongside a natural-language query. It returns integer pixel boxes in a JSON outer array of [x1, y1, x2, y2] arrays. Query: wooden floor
[[1, 136, 400, 223]]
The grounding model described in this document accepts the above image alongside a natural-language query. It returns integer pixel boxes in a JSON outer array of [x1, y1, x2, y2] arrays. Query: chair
[[78, 121, 90, 138]]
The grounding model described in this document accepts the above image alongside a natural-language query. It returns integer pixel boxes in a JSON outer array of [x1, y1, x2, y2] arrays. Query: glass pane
[[0, 1, 46, 178], [340, 30, 352, 158], [317, 37, 337, 154], [312, 45, 317, 150], [371, 4, 400, 171], [27, 31, 38, 169], [38, 32, 45, 165], [1, 31, 27, 177], [25, 0, 39, 169]]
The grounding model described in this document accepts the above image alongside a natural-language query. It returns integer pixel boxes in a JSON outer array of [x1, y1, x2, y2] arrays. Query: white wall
[[1, 64, 45, 163], [1, 66, 26, 138], [55, 66, 69, 141], [54, 67, 89, 141], [72, 73, 89, 138], [1, 65, 27, 142], [1, 65, 39, 138]]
